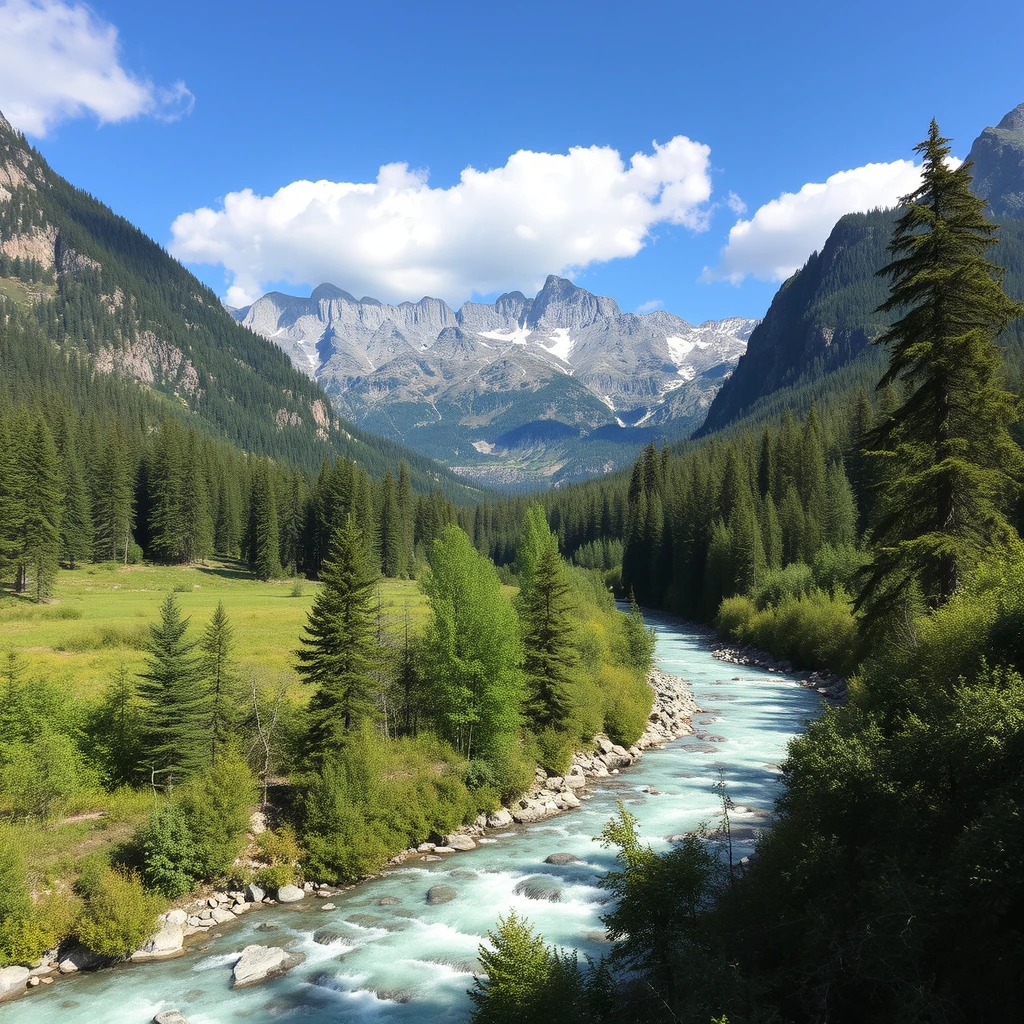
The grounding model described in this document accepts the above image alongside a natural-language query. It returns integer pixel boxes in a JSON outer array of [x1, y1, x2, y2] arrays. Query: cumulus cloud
[[0, 0, 193, 136], [704, 160, 928, 284], [168, 136, 713, 308], [636, 299, 664, 312]]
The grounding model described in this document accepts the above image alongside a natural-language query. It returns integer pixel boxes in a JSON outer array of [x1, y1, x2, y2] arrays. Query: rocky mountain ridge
[[233, 276, 757, 487]]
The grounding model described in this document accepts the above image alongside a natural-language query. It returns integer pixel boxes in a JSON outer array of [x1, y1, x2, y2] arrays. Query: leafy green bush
[[535, 728, 575, 775], [301, 729, 478, 883], [253, 864, 297, 891], [0, 731, 97, 819], [811, 544, 870, 597], [75, 869, 163, 958], [753, 562, 813, 610], [716, 595, 757, 641], [137, 804, 203, 898], [599, 664, 651, 747]]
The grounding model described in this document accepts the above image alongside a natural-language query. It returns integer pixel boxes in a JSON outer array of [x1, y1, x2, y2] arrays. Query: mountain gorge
[[233, 277, 756, 487]]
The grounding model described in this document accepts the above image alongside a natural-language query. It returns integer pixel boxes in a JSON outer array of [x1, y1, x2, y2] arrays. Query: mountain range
[[0, 108, 483, 503], [232, 278, 757, 487]]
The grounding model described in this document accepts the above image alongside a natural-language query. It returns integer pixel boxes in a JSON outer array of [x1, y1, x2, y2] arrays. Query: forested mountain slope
[[698, 104, 1024, 437], [0, 109, 482, 503]]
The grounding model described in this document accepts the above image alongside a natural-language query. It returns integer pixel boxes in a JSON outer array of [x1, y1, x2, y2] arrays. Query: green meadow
[[0, 560, 429, 700]]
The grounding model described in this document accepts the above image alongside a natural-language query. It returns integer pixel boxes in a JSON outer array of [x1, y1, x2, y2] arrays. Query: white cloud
[[169, 136, 713, 308], [726, 191, 746, 215], [703, 160, 927, 284], [0, 0, 193, 136], [636, 299, 663, 312]]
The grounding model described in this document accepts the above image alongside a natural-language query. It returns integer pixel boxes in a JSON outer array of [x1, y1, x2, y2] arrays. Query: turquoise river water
[[1, 611, 821, 1024]]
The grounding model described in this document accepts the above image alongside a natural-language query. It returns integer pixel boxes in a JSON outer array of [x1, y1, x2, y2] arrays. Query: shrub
[[754, 563, 814, 610], [599, 663, 652, 747], [0, 731, 97, 819], [535, 728, 575, 776], [75, 869, 163, 959], [716, 595, 757, 641], [253, 864, 297, 891], [137, 804, 203, 898]]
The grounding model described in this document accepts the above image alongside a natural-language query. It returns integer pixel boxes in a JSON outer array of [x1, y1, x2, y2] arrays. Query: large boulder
[[276, 884, 305, 903], [210, 907, 236, 924], [153, 1012, 190, 1024], [245, 882, 265, 904], [0, 966, 29, 1003], [544, 853, 581, 866], [133, 912, 187, 961], [231, 945, 305, 988], [425, 884, 457, 905], [444, 834, 476, 852], [485, 808, 513, 828], [58, 945, 105, 974], [513, 876, 562, 902]]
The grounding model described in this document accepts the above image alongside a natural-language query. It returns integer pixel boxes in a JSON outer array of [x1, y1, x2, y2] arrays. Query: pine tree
[[59, 434, 93, 568], [396, 460, 415, 577], [248, 462, 282, 580], [137, 593, 207, 783], [179, 429, 212, 564], [378, 469, 401, 577], [296, 515, 379, 757], [859, 121, 1024, 617], [200, 601, 236, 768], [93, 421, 134, 563], [15, 418, 62, 600], [518, 537, 578, 731]]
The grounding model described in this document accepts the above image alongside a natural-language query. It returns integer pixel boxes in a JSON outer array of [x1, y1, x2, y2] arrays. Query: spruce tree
[[296, 515, 379, 757], [248, 463, 282, 580], [59, 437, 93, 568], [859, 121, 1024, 617], [93, 421, 134, 563], [200, 601, 236, 767], [396, 460, 415, 577], [138, 593, 207, 783], [16, 418, 62, 600], [378, 468, 401, 577], [518, 536, 579, 731]]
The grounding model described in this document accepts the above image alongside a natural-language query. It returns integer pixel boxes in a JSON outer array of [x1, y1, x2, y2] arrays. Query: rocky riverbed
[[712, 643, 847, 701], [0, 668, 697, 1011]]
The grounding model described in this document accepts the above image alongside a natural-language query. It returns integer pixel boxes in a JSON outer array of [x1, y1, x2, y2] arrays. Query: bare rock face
[[231, 945, 305, 988]]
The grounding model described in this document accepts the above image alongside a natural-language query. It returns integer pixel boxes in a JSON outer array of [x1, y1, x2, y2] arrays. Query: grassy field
[[0, 559, 429, 701]]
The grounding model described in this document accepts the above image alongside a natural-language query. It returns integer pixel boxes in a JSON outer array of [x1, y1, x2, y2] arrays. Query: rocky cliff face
[[967, 102, 1024, 219], [234, 275, 756, 487]]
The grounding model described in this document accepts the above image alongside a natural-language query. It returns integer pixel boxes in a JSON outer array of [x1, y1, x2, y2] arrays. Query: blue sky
[[2, 0, 1023, 322]]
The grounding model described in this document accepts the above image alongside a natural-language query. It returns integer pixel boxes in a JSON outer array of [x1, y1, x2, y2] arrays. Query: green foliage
[[136, 804, 202, 898], [860, 120, 1024, 620], [301, 729, 476, 883], [0, 730, 96, 819], [296, 515, 380, 757], [421, 526, 526, 770], [75, 868, 163, 959]]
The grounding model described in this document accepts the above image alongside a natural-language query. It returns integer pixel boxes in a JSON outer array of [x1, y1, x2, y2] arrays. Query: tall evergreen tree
[[396, 460, 415, 577], [296, 516, 379, 757], [859, 121, 1024, 617], [248, 462, 283, 580], [15, 418, 62, 600], [93, 421, 134, 563], [137, 593, 207, 783], [378, 469, 401, 578], [200, 601, 236, 768]]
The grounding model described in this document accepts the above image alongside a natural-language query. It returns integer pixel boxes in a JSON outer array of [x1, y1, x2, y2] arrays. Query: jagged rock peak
[[528, 275, 621, 330], [0, 109, 12, 136], [996, 103, 1024, 133]]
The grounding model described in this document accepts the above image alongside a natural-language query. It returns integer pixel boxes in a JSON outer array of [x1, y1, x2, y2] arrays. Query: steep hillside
[[698, 104, 1024, 438], [0, 110, 482, 502], [235, 275, 756, 488]]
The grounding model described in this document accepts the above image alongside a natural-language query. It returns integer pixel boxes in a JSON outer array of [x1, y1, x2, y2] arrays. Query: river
[[2, 612, 821, 1024]]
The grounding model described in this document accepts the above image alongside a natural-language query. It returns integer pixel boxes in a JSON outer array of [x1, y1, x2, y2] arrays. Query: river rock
[[558, 791, 581, 809], [0, 966, 30, 1002], [232, 902, 250, 915], [231, 944, 304, 988], [245, 882, 265, 904], [210, 907, 236, 924], [485, 808, 513, 828], [276, 884, 305, 903], [377, 896, 402, 905], [153, 1012, 190, 1024], [544, 853, 581, 865], [133, 912, 187, 961], [513, 876, 562, 902], [58, 945, 105, 974], [425, 884, 457, 905], [564, 773, 586, 790], [444, 834, 477, 852], [595, 736, 614, 754]]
